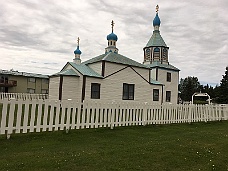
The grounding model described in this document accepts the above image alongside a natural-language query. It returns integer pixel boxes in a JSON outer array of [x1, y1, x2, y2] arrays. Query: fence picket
[[29, 100, 37, 132], [15, 100, 23, 133], [0, 100, 8, 134], [7, 99, 16, 134], [1, 99, 228, 138], [22, 101, 30, 133]]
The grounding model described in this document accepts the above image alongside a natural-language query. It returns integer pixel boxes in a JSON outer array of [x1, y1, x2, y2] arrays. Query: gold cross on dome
[[156, 5, 159, 13], [111, 20, 115, 32], [77, 37, 80, 46]]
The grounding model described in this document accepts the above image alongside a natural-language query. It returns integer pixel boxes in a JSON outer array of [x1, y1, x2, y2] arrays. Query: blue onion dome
[[153, 13, 161, 26], [74, 46, 81, 55], [107, 32, 118, 41]]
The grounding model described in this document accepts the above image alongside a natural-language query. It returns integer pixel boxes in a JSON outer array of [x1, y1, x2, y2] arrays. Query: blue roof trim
[[147, 61, 180, 71], [150, 79, 164, 85]]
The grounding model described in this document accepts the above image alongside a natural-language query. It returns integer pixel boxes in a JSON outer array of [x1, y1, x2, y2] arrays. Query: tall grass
[[0, 121, 227, 171]]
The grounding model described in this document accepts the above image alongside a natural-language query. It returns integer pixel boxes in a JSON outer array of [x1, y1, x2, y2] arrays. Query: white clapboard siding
[[85, 67, 162, 103], [62, 76, 81, 101], [104, 62, 127, 77], [49, 77, 60, 100], [157, 69, 179, 104], [0, 99, 228, 136]]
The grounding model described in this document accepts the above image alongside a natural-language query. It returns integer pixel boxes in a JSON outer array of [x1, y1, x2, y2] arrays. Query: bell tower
[[143, 5, 169, 65]]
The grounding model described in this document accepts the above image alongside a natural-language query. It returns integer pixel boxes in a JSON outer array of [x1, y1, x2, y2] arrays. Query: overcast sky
[[0, 0, 227, 86]]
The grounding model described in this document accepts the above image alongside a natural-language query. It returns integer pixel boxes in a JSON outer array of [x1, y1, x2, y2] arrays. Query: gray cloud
[[0, 0, 227, 85]]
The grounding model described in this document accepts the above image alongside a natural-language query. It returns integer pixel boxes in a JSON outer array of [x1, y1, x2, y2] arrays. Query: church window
[[163, 49, 168, 60], [153, 89, 159, 101], [167, 72, 171, 82], [91, 83, 100, 99], [114, 41, 115, 46], [146, 48, 151, 60], [123, 83, 134, 100], [110, 41, 112, 45], [153, 47, 160, 60], [166, 91, 171, 102]]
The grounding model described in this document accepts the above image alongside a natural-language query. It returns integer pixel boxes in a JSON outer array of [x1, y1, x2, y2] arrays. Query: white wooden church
[[49, 6, 180, 104]]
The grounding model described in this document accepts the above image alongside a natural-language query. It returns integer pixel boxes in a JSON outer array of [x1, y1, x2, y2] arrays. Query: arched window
[[145, 48, 151, 60], [110, 41, 112, 45], [153, 47, 160, 60], [114, 41, 115, 46], [163, 49, 168, 61]]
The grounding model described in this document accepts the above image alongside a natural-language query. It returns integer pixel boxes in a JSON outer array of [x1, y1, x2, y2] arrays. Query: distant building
[[49, 6, 180, 103], [0, 69, 49, 94]]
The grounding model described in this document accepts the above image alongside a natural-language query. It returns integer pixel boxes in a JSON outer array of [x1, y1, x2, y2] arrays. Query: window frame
[[153, 89, 159, 101], [167, 72, 171, 82], [91, 83, 101, 99], [28, 77, 36, 83], [122, 83, 135, 100], [27, 88, 35, 94], [166, 91, 171, 102], [42, 78, 49, 84]]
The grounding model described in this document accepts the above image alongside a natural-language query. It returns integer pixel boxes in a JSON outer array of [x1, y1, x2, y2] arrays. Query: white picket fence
[[0, 99, 227, 138], [0, 92, 48, 100]]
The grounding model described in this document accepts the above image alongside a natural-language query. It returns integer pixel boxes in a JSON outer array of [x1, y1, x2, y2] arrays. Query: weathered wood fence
[[0, 99, 227, 138], [0, 93, 48, 100]]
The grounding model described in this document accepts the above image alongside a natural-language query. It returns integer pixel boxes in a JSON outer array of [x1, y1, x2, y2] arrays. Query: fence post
[[142, 102, 148, 126], [188, 104, 192, 124]]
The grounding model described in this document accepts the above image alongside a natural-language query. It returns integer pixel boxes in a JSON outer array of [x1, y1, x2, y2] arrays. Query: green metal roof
[[52, 69, 79, 76], [68, 62, 103, 78], [145, 30, 167, 47], [82, 52, 149, 69], [146, 61, 180, 71], [150, 79, 163, 85], [0, 69, 49, 79]]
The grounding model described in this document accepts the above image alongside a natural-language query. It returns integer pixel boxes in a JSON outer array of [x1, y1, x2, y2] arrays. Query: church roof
[[150, 78, 163, 85], [146, 61, 180, 71], [68, 62, 103, 78], [145, 30, 167, 48], [82, 52, 149, 69], [0, 69, 48, 78], [52, 69, 79, 76]]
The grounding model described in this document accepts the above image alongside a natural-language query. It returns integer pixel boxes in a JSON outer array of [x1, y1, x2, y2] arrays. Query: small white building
[[49, 6, 180, 104]]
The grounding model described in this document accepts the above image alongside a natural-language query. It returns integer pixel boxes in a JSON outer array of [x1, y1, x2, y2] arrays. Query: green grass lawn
[[0, 121, 228, 171]]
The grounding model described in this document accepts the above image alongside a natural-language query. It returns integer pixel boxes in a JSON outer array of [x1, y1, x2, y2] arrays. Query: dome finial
[[74, 37, 82, 55], [77, 37, 80, 46], [156, 5, 159, 13], [111, 20, 115, 33]]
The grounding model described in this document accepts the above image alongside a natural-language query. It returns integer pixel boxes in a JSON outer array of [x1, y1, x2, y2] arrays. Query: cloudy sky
[[0, 0, 227, 86]]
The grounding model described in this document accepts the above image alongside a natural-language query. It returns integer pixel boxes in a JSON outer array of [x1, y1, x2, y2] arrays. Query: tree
[[179, 76, 201, 101], [217, 66, 228, 103]]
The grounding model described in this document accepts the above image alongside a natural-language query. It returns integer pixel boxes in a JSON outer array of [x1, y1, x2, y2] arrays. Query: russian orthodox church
[[49, 5, 180, 104]]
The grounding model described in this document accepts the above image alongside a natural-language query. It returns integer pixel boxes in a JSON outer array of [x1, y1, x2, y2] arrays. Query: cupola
[[105, 20, 119, 54], [73, 37, 82, 64], [153, 5, 161, 31]]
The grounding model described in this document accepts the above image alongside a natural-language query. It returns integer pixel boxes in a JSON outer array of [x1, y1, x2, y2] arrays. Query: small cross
[[111, 20, 115, 33], [77, 37, 80, 46], [156, 5, 159, 13]]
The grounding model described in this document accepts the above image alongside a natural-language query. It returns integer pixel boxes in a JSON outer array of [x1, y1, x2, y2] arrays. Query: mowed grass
[[0, 121, 228, 171]]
